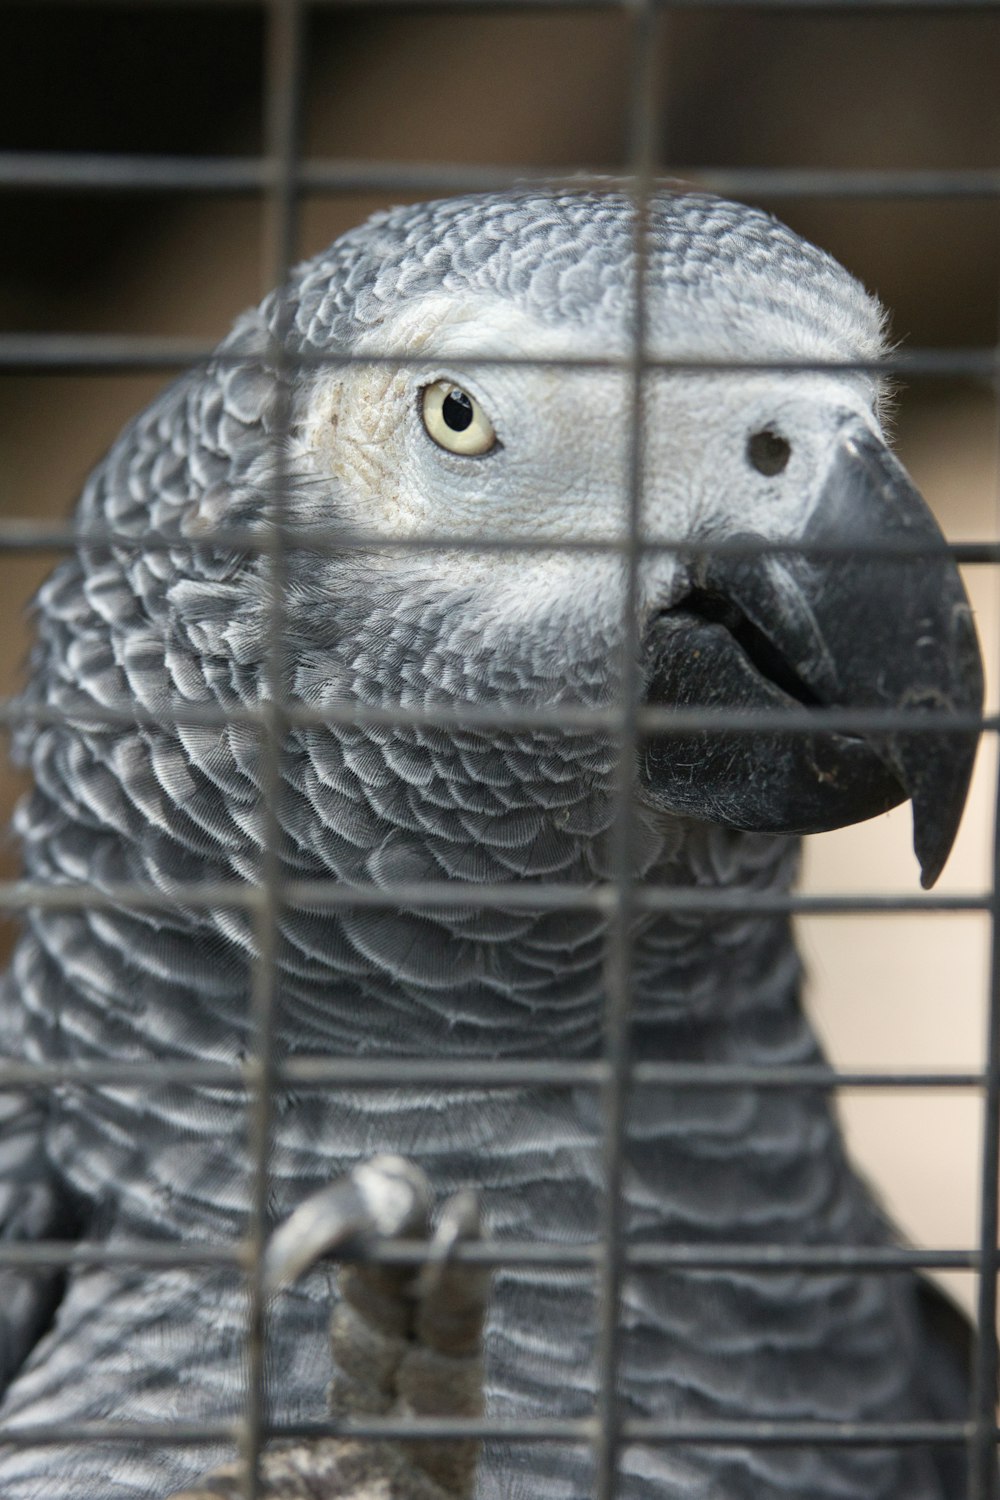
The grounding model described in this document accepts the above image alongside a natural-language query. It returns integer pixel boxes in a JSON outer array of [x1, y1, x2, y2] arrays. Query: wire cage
[[0, 2, 998, 1499]]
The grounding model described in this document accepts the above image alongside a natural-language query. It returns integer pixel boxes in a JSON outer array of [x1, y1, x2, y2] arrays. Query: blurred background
[[0, 2, 998, 1314]]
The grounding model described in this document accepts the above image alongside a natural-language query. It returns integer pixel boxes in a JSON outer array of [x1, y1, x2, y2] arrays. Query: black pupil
[[747, 428, 791, 476], [442, 389, 474, 432]]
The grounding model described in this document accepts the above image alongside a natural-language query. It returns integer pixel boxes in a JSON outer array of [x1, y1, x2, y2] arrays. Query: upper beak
[[640, 423, 984, 888]]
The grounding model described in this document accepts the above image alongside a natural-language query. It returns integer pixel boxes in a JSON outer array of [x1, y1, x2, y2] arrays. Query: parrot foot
[[169, 1157, 487, 1500]]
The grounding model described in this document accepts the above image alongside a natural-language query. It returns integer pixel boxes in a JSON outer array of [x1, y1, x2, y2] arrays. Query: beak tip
[[910, 762, 977, 891]]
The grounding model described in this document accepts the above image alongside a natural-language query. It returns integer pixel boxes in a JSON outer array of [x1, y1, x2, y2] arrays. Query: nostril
[[748, 428, 792, 477]]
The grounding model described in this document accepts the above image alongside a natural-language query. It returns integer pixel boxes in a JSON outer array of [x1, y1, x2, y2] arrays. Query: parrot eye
[[747, 427, 792, 477], [421, 381, 497, 456]]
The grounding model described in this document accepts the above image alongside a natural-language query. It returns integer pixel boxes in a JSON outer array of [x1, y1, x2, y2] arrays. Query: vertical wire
[[967, 353, 1000, 1500], [593, 5, 661, 1498], [261, 0, 305, 298], [241, 3, 304, 1497], [970, 738, 1000, 1500]]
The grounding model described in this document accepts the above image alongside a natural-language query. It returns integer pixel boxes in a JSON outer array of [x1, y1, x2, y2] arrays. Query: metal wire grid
[[0, 1, 998, 1498]]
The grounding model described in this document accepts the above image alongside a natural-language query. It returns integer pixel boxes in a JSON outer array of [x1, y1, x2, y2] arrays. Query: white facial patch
[[291, 288, 883, 639], [293, 294, 643, 634]]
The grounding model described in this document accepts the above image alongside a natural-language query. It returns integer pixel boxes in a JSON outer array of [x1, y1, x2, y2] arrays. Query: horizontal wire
[[0, 1238, 987, 1273], [280, 882, 991, 914], [0, 878, 988, 917], [656, 166, 1000, 198], [0, 700, 993, 738], [1, 334, 997, 378], [0, 1058, 982, 1091], [0, 1241, 247, 1270], [0, 1416, 984, 1449], [271, 883, 992, 915], [0, 519, 995, 564], [3, 153, 1000, 200], [4, 0, 998, 11]]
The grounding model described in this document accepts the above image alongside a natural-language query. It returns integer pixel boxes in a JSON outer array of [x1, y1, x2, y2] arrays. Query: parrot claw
[[172, 1159, 487, 1500], [261, 1155, 433, 1296]]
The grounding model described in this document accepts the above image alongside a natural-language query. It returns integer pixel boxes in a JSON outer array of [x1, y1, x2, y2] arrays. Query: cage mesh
[[0, 2, 997, 1499]]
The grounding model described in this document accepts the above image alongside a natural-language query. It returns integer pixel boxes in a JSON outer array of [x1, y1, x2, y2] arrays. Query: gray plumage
[[0, 191, 982, 1500]]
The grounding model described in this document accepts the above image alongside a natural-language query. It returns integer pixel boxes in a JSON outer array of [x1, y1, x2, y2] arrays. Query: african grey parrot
[[0, 190, 984, 1500]]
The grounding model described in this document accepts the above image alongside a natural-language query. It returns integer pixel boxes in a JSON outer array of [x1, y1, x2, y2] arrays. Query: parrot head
[[255, 190, 982, 888]]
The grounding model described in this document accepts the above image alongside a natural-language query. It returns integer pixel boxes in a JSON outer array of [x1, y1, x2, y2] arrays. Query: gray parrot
[[0, 190, 984, 1500]]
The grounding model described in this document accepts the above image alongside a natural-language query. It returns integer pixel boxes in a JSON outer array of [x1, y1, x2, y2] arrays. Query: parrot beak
[[639, 422, 984, 888]]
